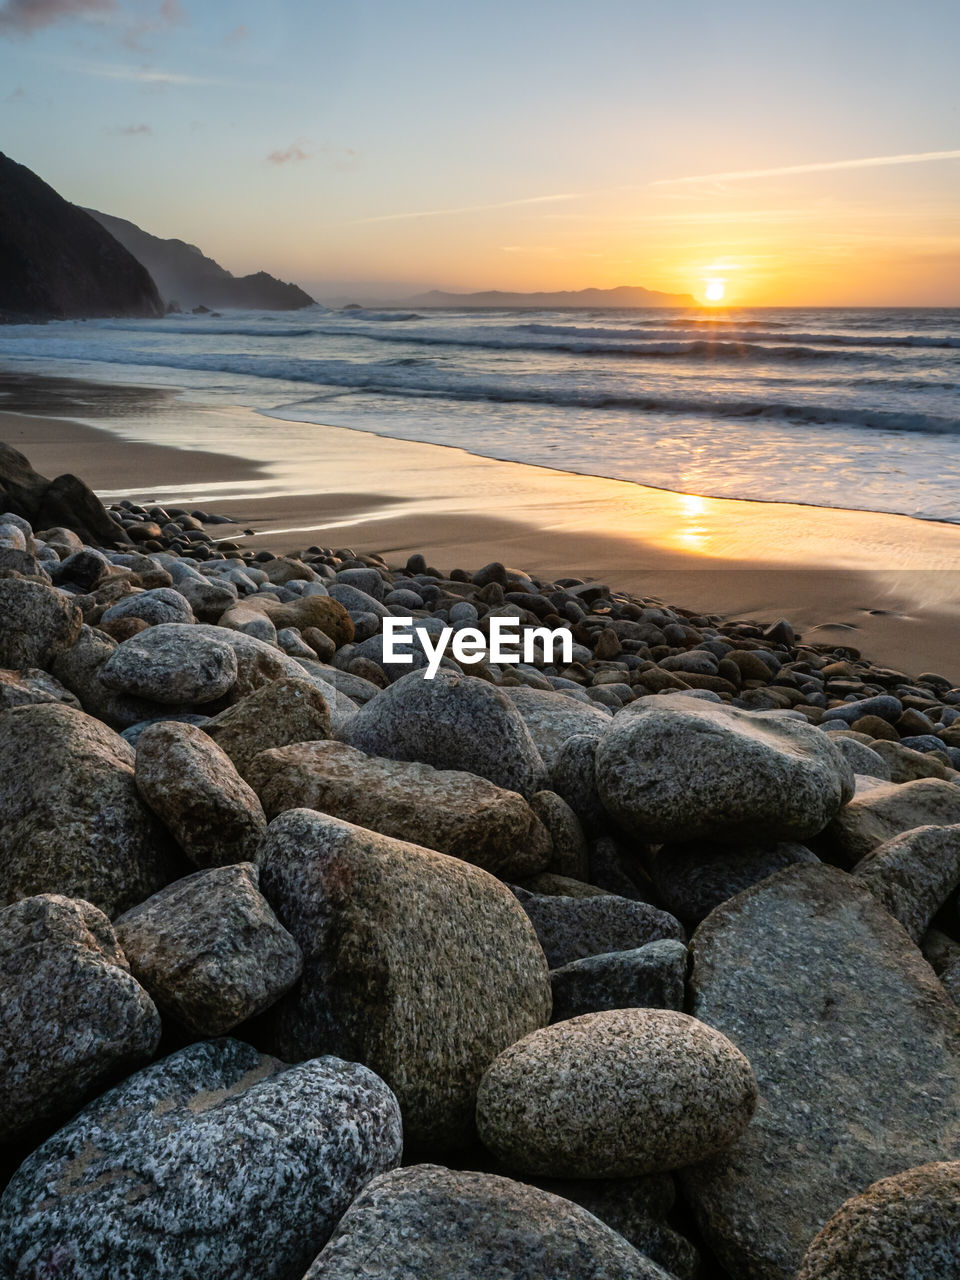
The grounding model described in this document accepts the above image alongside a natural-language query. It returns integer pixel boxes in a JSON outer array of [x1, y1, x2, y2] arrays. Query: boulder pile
[[1, 465, 960, 1278]]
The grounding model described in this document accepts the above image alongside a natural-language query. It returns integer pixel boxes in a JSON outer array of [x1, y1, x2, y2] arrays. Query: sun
[[703, 278, 726, 303]]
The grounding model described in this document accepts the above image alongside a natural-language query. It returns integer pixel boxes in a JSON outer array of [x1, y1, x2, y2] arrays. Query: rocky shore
[[1, 440, 960, 1278]]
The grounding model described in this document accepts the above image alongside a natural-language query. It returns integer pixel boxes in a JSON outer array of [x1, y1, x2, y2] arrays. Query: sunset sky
[[2, 0, 959, 305]]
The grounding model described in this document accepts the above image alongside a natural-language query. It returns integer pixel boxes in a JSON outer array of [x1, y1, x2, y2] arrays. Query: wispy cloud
[[267, 141, 310, 166], [652, 149, 960, 186], [354, 191, 587, 225], [349, 148, 960, 227], [68, 58, 230, 85], [108, 121, 152, 135], [0, 0, 114, 35]]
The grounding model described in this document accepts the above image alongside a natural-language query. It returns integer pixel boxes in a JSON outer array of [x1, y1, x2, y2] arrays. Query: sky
[[2, 0, 959, 305]]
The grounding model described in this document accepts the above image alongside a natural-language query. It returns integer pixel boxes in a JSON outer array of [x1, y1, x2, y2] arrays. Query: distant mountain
[[406, 285, 696, 309], [85, 209, 315, 312], [0, 152, 163, 322]]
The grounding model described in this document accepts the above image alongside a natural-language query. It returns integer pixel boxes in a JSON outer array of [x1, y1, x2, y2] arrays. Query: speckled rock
[[114, 863, 302, 1035], [51, 623, 166, 729], [220, 593, 353, 647], [248, 740, 552, 879], [682, 862, 960, 1280], [476, 1008, 757, 1177], [797, 1161, 960, 1280], [0, 703, 179, 916], [531, 1174, 701, 1280], [134, 721, 266, 868], [302, 1164, 672, 1280], [100, 586, 195, 627], [0, 1038, 403, 1280], [258, 808, 552, 1146], [596, 695, 853, 843], [818, 778, 960, 864], [648, 839, 819, 924], [203, 676, 331, 778], [99, 622, 239, 705], [550, 731, 608, 833], [0, 894, 160, 1142], [341, 668, 546, 797], [511, 885, 684, 968], [550, 939, 688, 1022], [530, 789, 590, 879], [0, 576, 81, 668], [502, 686, 612, 772], [175, 574, 238, 623], [0, 666, 80, 709], [831, 734, 892, 780], [853, 824, 960, 941]]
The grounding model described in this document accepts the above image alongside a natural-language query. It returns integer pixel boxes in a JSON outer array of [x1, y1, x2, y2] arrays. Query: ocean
[[0, 305, 958, 522]]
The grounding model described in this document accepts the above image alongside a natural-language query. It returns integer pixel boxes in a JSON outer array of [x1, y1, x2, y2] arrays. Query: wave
[[5, 344, 957, 434], [335, 310, 424, 321], [521, 323, 960, 349]]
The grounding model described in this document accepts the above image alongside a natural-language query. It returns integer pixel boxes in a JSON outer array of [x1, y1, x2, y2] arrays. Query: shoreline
[[2, 372, 960, 678]]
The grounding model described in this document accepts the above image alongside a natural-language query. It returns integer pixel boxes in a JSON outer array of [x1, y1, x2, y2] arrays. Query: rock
[[121, 710, 210, 746], [530, 789, 590, 879], [797, 1161, 960, 1280], [550, 939, 688, 1022], [682, 862, 960, 1280], [302, 1164, 671, 1279], [0, 576, 81, 668], [219, 593, 353, 648], [531, 1174, 700, 1280], [476, 1008, 757, 1177], [52, 624, 167, 729], [175, 573, 238, 622], [0, 894, 160, 1142], [822, 694, 903, 725], [114, 863, 302, 1035], [818, 777, 960, 864], [596, 695, 853, 843], [0, 1039, 402, 1280], [511, 886, 684, 968], [831, 734, 892, 779], [134, 721, 267, 867], [203, 676, 332, 777], [0, 703, 179, 916], [258, 808, 552, 1146], [648, 839, 820, 924], [0, 666, 79, 709], [551, 731, 608, 833], [100, 586, 195, 627], [501, 686, 612, 772], [342, 669, 546, 797], [99, 622, 239, 705], [871, 737, 954, 782], [853, 824, 960, 941], [0, 441, 130, 548], [248, 741, 552, 880]]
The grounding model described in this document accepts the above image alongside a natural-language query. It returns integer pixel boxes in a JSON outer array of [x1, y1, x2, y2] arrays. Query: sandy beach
[[3, 375, 960, 679]]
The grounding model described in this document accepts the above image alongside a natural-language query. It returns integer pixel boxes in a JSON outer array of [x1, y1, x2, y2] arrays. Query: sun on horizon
[[703, 279, 727, 304]]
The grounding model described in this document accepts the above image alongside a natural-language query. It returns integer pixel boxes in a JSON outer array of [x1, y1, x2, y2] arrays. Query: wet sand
[[3, 381, 960, 680]]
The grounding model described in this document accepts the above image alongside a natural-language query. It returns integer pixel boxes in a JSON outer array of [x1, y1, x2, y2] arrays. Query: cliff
[[0, 153, 163, 322], [85, 209, 315, 312]]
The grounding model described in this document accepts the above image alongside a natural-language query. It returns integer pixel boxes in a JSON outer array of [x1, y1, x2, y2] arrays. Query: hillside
[[85, 209, 315, 312], [407, 285, 696, 309], [0, 153, 163, 321]]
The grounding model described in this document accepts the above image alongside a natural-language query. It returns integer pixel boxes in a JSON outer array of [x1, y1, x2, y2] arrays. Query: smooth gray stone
[[853, 824, 960, 941], [100, 587, 195, 627], [303, 1164, 673, 1279], [682, 863, 960, 1280]]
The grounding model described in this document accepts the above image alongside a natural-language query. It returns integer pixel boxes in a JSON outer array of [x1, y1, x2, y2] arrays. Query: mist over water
[[0, 305, 958, 521]]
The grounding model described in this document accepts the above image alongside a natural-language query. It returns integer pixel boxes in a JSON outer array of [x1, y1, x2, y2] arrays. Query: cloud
[[355, 191, 585, 225], [0, 0, 115, 35], [267, 141, 311, 166], [651, 149, 960, 187], [109, 121, 152, 134], [70, 58, 227, 84]]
